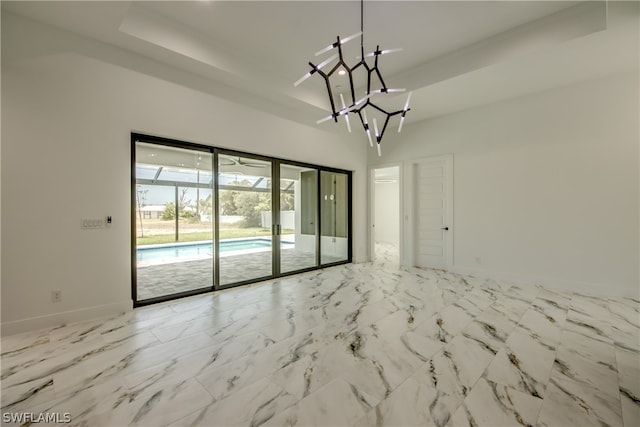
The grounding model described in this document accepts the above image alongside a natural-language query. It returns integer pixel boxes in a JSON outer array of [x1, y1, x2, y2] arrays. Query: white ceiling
[[3, 1, 638, 131]]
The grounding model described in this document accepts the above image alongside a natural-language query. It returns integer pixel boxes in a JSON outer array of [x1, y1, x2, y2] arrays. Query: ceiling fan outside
[[219, 155, 266, 168]]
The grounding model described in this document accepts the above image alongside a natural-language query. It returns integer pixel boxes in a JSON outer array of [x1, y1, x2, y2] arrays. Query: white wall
[[371, 72, 639, 299], [374, 181, 399, 245], [1, 13, 368, 334]]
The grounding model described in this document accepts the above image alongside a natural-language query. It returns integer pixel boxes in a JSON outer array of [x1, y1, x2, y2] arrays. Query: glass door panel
[[320, 171, 349, 264], [218, 154, 273, 285], [280, 164, 317, 273], [135, 142, 214, 301]]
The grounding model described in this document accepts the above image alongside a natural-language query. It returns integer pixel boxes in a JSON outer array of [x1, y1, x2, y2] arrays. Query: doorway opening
[[371, 165, 401, 266]]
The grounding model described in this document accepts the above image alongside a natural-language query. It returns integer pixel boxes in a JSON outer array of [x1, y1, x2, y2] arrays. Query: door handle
[[441, 226, 449, 231]]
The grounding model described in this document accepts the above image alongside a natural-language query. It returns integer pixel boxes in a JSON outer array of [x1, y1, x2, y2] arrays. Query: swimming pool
[[137, 239, 292, 263]]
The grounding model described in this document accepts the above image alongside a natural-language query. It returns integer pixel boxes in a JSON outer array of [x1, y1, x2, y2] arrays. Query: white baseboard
[[450, 265, 637, 300], [1, 300, 133, 336]]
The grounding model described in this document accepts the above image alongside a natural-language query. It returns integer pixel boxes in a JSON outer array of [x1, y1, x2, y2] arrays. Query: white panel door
[[413, 156, 453, 269]]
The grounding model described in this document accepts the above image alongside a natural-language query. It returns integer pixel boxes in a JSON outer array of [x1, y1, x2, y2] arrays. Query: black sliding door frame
[[131, 133, 352, 306]]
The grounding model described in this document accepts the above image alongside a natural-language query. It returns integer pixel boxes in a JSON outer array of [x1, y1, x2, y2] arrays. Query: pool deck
[[136, 249, 343, 300]]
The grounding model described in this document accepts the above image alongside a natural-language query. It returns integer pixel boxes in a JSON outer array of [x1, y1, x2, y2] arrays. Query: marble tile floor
[[2, 251, 638, 426]]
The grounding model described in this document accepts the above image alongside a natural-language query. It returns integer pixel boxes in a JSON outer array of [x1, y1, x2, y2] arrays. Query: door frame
[[131, 133, 353, 306], [404, 154, 454, 269], [368, 162, 403, 264]]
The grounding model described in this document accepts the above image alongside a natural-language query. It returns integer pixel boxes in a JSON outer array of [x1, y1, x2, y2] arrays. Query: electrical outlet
[[51, 290, 62, 303]]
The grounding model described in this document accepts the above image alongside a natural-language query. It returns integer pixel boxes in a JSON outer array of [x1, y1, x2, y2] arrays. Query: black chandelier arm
[[319, 74, 339, 121], [336, 35, 345, 63], [378, 114, 392, 143], [374, 67, 388, 92], [297, 0, 413, 155], [347, 73, 357, 107]]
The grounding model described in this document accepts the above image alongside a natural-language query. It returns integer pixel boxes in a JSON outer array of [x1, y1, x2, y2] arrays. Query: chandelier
[[294, 0, 412, 156]]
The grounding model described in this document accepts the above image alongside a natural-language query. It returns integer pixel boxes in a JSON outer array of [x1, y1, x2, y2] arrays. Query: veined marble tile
[[3, 332, 152, 404], [255, 307, 326, 343], [130, 304, 178, 324], [608, 297, 640, 327], [47, 312, 131, 345], [356, 370, 460, 427], [531, 294, 569, 329], [503, 284, 541, 304], [195, 351, 271, 402], [1, 328, 53, 356], [559, 330, 616, 366], [483, 327, 555, 399], [8, 377, 128, 426], [536, 288, 572, 307], [98, 317, 160, 344], [449, 378, 542, 427], [487, 297, 531, 324], [608, 299, 640, 352], [565, 309, 614, 344], [196, 328, 328, 403], [270, 341, 360, 401], [164, 293, 217, 314], [551, 348, 619, 400], [382, 280, 446, 318], [429, 335, 496, 400], [537, 376, 623, 427], [616, 346, 640, 427], [616, 346, 640, 398], [337, 328, 425, 391], [150, 309, 256, 343], [1, 333, 105, 383], [621, 394, 640, 427], [401, 330, 445, 363], [126, 329, 281, 396], [0, 375, 56, 413], [462, 306, 518, 353], [79, 377, 213, 427], [571, 292, 614, 320], [171, 377, 296, 427], [52, 331, 218, 396], [452, 291, 494, 318], [516, 308, 563, 349], [413, 305, 476, 345], [340, 357, 400, 408], [264, 379, 370, 427], [337, 310, 433, 390]]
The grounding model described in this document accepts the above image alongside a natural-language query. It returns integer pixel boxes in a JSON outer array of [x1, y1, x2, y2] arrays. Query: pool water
[[137, 239, 292, 262]]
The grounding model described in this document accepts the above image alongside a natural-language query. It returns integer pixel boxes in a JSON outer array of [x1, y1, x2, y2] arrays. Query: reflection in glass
[[218, 155, 273, 285], [320, 171, 349, 264], [280, 165, 317, 273], [135, 142, 213, 301]]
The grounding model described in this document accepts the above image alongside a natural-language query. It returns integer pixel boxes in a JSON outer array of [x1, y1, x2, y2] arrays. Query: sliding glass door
[[217, 154, 273, 286], [132, 134, 352, 305], [320, 171, 350, 264], [134, 142, 214, 302], [279, 164, 318, 274]]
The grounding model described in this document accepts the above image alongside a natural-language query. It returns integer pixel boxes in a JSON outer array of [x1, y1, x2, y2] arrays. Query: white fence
[[261, 211, 295, 229]]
